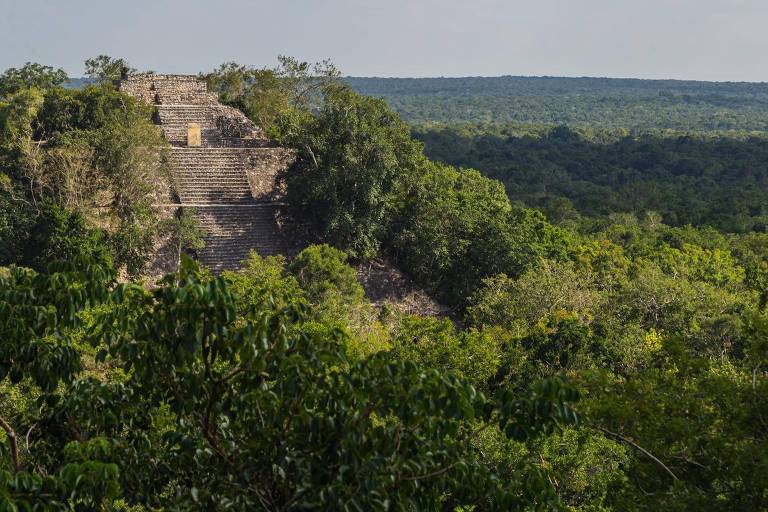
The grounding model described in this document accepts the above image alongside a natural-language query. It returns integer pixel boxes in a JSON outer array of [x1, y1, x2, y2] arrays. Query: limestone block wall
[[245, 148, 296, 200], [119, 74, 217, 105]]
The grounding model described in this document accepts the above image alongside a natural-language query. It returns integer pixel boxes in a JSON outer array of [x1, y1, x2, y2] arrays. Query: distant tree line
[[346, 75, 768, 131]]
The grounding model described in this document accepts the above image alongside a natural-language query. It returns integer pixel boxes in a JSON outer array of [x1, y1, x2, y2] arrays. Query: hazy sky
[[1, 0, 767, 81]]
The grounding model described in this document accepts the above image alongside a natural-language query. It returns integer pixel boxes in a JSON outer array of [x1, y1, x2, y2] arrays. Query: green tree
[[1, 257, 580, 509], [393, 163, 571, 306], [579, 339, 768, 511], [1, 69, 169, 276], [202, 56, 339, 139], [288, 244, 364, 306], [84, 55, 136, 83], [0, 62, 67, 98], [0, 174, 33, 265], [21, 202, 113, 271], [0, 258, 119, 508], [467, 261, 603, 334], [287, 244, 387, 359], [389, 315, 503, 389], [284, 86, 427, 260], [162, 207, 206, 270]]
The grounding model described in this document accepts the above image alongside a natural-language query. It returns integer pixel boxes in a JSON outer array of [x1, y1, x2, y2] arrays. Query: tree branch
[[402, 461, 459, 481], [213, 365, 245, 386], [0, 416, 21, 473], [597, 427, 679, 481], [305, 145, 319, 170]]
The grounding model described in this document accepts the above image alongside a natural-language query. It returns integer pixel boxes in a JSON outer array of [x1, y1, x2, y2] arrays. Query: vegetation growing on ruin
[[0, 60, 168, 276], [2, 57, 768, 510]]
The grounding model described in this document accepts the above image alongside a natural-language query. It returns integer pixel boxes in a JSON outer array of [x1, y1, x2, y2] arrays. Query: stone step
[[190, 204, 285, 272], [176, 179, 250, 185], [177, 190, 251, 197], [179, 196, 252, 204], [167, 140, 271, 149], [173, 166, 252, 171], [175, 172, 250, 176], [172, 168, 256, 172], [172, 167, 255, 173], [169, 147, 283, 154], [178, 185, 250, 189], [178, 189, 251, 195], [175, 175, 250, 184], [177, 187, 250, 193], [177, 191, 251, 197], [170, 162, 258, 168], [174, 170, 251, 175], [178, 189, 251, 196], [175, 178, 249, 182], [176, 181, 251, 186], [174, 175, 251, 180], [175, 174, 250, 182]]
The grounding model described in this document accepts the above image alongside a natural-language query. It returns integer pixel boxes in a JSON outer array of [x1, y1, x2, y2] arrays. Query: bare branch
[[305, 145, 319, 170], [598, 427, 679, 481], [402, 461, 459, 482], [0, 416, 21, 473], [25, 423, 36, 453]]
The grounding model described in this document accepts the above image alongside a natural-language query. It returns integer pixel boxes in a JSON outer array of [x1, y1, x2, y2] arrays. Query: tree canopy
[[3, 57, 768, 511], [0, 56, 168, 276], [0, 255, 579, 510]]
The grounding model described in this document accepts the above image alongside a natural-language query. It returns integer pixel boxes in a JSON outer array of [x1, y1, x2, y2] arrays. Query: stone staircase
[[169, 148, 256, 204], [119, 74, 294, 273], [156, 105, 275, 148], [194, 204, 284, 273]]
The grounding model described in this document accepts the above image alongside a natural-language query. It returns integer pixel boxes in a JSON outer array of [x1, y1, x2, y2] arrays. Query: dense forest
[[356, 77, 768, 234], [414, 123, 768, 232], [1, 59, 768, 510], [347, 76, 768, 130]]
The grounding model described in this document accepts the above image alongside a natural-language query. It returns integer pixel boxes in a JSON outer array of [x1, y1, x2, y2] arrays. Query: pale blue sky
[[1, 0, 767, 81]]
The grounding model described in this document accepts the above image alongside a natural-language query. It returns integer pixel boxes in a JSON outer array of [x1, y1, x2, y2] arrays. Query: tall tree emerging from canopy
[[202, 56, 340, 139], [84, 55, 136, 84], [283, 85, 427, 260]]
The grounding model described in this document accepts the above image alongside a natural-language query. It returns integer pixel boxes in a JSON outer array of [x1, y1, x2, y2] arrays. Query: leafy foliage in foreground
[[0, 256, 579, 510]]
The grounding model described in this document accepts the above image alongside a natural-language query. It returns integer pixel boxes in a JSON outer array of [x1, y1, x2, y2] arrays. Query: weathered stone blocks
[[119, 74, 214, 105], [119, 74, 295, 272]]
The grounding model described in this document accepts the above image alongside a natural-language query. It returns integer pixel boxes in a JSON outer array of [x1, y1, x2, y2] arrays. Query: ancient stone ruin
[[119, 74, 294, 273]]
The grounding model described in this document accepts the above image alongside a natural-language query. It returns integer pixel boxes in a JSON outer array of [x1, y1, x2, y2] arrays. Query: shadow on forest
[[415, 125, 768, 233]]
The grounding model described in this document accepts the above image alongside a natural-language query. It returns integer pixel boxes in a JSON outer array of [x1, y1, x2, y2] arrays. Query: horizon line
[[60, 74, 768, 86]]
